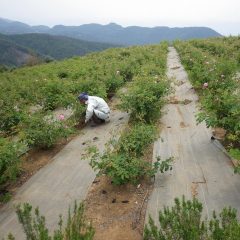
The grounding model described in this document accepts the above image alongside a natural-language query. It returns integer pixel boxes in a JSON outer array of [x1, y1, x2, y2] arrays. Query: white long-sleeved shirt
[[85, 96, 110, 122]]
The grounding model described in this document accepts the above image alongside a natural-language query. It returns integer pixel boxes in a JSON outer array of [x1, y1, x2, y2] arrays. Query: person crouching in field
[[78, 92, 110, 125]]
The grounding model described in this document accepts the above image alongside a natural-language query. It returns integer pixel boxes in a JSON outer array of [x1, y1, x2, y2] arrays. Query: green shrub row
[[174, 39, 240, 148], [190, 36, 240, 65], [87, 42, 172, 185]]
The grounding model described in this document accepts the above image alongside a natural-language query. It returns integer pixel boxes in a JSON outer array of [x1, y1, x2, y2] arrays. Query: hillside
[[0, 18, 222, 45], [0, 34, 41, 67], [6, 33, 118, 59], [0, 32, 118, 66]]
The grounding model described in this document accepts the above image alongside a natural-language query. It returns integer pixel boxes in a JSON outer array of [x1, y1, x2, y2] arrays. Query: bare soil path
[[0, 101, 129, 239], [145, 47, 240, 223]]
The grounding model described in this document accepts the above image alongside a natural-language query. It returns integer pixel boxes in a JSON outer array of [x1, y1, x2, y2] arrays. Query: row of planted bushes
[[6, 191, 240, 239], [0, 44, 170, 194], [174, 39, 240, 155], [6, 194, 240, 239], [87, 42, 173, 185], [190, 36, 240, 64]]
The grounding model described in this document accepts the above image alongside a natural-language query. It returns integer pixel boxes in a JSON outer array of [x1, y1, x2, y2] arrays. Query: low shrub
[[22, 113, 73, 149], [119, 65, 135, 82], [0, 97, 26, 134], [104, 75, 124, 95], [71, 102, 86, 125], [57, 71, 68, 79], [74, 79, 107, 99], [87, 146, 172, 185], [118, 124, 157, 157], [0, 138, 21, 186], [6, 201, 94, 240], [120, 78, 169, 123], [144, 196, 240, 240], [41, 80, 74, 110]]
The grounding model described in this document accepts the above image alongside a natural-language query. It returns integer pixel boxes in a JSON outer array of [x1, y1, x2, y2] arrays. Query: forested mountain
[[0, 18, 222, 46], [49, 23, 222, 45], [0, 34, 41, 67], [0, 32, 118, 67]]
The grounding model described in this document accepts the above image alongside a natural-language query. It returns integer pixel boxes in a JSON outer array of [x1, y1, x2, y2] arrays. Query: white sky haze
[[0, 0, 239, 35]]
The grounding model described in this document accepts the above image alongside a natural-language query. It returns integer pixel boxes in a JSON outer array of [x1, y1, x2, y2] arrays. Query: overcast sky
[[1, 0, 239, 36]]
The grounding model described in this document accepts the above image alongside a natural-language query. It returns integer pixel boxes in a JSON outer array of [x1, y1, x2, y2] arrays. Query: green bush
[[7, 201, 94, 240], [74, 79, 107, 99], [71, 102, 86, 125], [120, 78, 169, 123], [41, 80, 74, 110], [119, 65, 135, 82], [144, 196, 240, 240], [87, 145, 172, 185], [22, 113, 73, 149], [0, 138, 21, 186], [104, 75, 124, 95], [57, 71, 68, 79], [0, 94, 26, 134], [118, 124, 157, 157]]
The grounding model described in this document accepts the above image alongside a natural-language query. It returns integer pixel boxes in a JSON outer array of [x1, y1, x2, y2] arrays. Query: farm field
[[0, 43, 168, 197], [0, 37, 240, 239]]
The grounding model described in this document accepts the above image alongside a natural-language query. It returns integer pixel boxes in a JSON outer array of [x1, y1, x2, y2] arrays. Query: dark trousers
[[92, 111, 105, 124]]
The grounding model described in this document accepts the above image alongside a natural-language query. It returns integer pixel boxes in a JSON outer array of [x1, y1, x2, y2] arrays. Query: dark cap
[[78, 92, 88, 101]]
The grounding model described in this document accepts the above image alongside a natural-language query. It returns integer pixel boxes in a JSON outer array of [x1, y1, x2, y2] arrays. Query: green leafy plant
[[9, 201, 94, 240], [41, 80, 74, 110], [0, 138, 21, 186], [86, 145, 172, 185], [0, 192, 12, 203], [120, 78, 169, 123], [104, 75, 124, 96], [57, 71, 68, 79], [22, 113, 73, 149], [144, 196, 240, 240], [118, 124, 157, 157], [229, 148, 240, 161], [0, 97, 26, 134]]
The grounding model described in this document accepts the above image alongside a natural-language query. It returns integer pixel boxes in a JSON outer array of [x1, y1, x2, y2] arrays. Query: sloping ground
[[0, 38, 40, 66], [146, 47, 240, 223], [0, 105, 129, 239]]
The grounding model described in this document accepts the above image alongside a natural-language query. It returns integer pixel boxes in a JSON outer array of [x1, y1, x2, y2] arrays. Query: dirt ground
[[84, 145, 154, 240], [84, 176, 151, 240]]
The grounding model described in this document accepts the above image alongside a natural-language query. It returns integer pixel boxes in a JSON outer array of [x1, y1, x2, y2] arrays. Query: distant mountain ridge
[[0, 18, 222, 45]]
